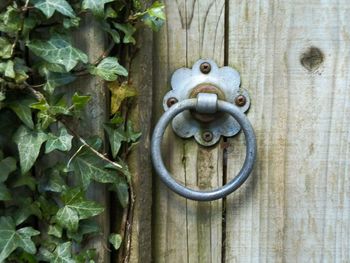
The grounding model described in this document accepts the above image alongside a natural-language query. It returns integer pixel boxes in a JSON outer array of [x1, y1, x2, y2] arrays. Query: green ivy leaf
[[82, 0, 115, 17], [30, 0, 76, 18], [0, 37, 12, 59], [100, 21, 120, 44], [63, 17, 81, 29], [0, 6, 21, 33], [141, 2, 166, 31], [0, 60, 15, 78], [104, 125, 126, 159], [48, 224, 62, 238], [39, 242, 75, 263], [72, 92, 91, 110], [55, 205, 79, 232], [69, 146, 121, 189], [0, 156, 17, 182], [112, 23, 136, 44], [0, 217, 40, 262], [7, 98, 35, 129], [67, 220, 100, 243], [45, 127, 73, 153], [109, 233, 122, 250], [43, 71, 76, 94], [13, 125, 48, 175], [12, 199, 41, 225], [88, 57, 128, 81], [0, 183, 12, 201], [55, 188, 104, 232], [38, 167, 66, 193], [27, 36, 88, 71]]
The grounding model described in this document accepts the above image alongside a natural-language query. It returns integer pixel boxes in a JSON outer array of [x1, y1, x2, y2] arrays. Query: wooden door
[[149, 1, 350, 262]]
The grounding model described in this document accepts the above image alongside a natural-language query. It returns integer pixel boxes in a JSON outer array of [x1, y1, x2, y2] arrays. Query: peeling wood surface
[[152, 0, 350, 262], [152, 0, 225, 262], [225, 1, 350, 262]]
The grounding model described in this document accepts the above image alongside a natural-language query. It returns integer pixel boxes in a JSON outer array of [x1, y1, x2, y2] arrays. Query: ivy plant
[[0, 0, 165, 262]]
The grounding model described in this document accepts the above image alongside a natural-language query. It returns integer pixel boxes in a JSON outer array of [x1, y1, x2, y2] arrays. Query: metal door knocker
[[151, 59, 257, 201]]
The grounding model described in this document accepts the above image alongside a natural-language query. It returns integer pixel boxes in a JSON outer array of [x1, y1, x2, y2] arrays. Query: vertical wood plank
[[226, 1, 350, 262], [153, 0, 226, 262], [128, 1, 154, 260], [72, 16, 110, 262]]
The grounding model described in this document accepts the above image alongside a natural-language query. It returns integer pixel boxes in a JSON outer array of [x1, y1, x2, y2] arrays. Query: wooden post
[[72, 16, 110, 262], [128, 1, 154, 261]]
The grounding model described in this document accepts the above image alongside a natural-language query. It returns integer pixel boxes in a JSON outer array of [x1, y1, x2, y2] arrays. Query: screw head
[[235, 95, 247, 107], [200, 62, 211, 74], [202, 131, 213, 142], [166, 97, 178, 107]]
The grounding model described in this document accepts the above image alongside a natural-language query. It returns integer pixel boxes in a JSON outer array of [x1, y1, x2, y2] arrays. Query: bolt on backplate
[[162, 59, 251, 146]]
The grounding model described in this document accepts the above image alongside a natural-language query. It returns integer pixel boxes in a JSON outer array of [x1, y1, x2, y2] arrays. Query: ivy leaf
[[88, 57, 128, 81], [30, 0, 76, 18], [0, 37, 12, 59], [0, 6, 21, 33], [63, 17, 81, 29], [72, 92, 91, 110], [0, 183, 12, 201], [55, 188, 104, 232], [7, 98, 35, 129], [100, 21, 120, 44], [38, 167, 66, 193], [104, 125, 126, 159], [13, 125, 48, 175], [45, 127, 73, 153], [141, 2, 166, 31], [12, 199, 41, 225], [39, 242, 75, 263], [43, 71, 76, 94], [0, 60, 15, 78], [109, 82, 137, 114], [0, 217, 40, 262], [112, 23, 136, 44], [69, 146, 121, 189], [67, 220, 100, 243], [0, 156, 17, 182], [27, 36, 88, 71], [55, 206, 79, 232], [48, 224, 62, 238], [109, 233, 122, 250], [82, 0, 115, 17]]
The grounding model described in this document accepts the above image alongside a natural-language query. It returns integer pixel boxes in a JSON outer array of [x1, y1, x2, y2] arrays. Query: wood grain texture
[[226, 1, 350, 262], [128, 2, 154, 260], [71, 16, 110, 262], [152, 0, 226, 262]]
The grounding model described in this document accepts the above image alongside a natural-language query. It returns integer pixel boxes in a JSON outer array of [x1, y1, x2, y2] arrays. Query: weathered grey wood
[[153, 0, 225, 262], [72, 16, 110, 262], [127, 6, 154, 262], [226, 1, 350, 262]]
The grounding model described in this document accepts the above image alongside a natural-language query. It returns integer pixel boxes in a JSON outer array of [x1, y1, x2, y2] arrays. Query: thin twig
[[59, 118, 123, 169]]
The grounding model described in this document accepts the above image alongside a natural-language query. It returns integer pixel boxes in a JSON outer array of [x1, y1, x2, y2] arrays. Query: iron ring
[[151, 98, 257, 201]]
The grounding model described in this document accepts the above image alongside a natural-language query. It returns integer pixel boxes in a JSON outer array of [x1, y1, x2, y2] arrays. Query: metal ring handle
[[151, 98, 257, 201]]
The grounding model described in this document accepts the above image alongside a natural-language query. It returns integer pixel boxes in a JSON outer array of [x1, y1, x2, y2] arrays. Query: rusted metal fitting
[[235, 95, 247, 107], [166, 97, 178, 108], [200, 62, 211, 74], [202, 131, 213, 142]]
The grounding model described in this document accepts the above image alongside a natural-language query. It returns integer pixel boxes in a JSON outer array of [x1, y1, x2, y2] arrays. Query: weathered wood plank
[[226, 1, 350, 262], [153, 0, 226, 262], [128, 1, 154, 260], [72, 16, 110, 262]]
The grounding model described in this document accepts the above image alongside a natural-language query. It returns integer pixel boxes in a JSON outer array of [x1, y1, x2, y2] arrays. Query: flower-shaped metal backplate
[[163, 59, 251, 146]]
